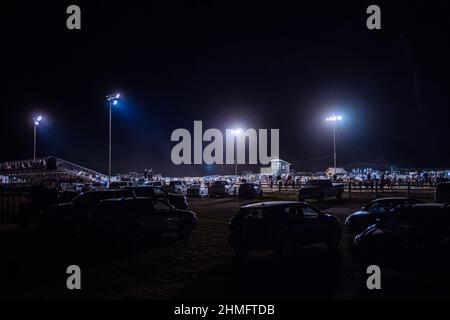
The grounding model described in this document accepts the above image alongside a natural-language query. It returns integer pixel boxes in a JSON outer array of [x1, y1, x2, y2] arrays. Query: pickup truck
[[163, 180, 188, 195], [298, 179, 344, 202], [208, 180, 236, 197]]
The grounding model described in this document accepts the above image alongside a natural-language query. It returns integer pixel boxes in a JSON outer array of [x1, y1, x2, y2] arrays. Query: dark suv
[[353, 203, 450, 264], [86, 197, 197, 242], [345, 197, 421, 238], [43, 189, 135, 232], [229, 201, 341, 257]]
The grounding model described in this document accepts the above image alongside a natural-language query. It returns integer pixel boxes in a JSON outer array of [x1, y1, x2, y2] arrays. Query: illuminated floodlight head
[[326, 115, 342, 122], [106, 92, 121, 102], [231, 128, 243, 135], [112, 100, 119, 106], [33, 115, 42, 126]]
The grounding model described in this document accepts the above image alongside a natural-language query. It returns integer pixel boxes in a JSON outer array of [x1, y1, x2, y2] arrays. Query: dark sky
[[1, 0, 449, 175]]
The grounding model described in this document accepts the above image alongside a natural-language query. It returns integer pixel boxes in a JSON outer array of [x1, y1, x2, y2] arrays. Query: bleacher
[[0, 156, 107, 185]]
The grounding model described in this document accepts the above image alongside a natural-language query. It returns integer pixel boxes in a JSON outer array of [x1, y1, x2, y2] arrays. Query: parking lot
[[2, 193, 450, 300]]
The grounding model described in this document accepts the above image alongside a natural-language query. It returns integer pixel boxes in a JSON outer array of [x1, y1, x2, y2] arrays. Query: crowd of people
[[0, 159, 48, 174]]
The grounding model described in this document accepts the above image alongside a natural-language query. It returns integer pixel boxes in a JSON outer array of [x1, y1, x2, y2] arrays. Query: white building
[[260, 159, 291, 176]]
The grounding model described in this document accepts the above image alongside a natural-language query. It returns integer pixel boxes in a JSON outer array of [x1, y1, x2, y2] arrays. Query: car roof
[[241, 201, 304, 208], [371, 197, 411, 202], [82, 189, 129, 194], [409, 203, 445, 209], [100, 196, 158, 203]]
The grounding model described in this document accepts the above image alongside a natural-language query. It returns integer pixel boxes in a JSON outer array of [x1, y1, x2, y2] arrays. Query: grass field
[[1, 193, 449, 300]]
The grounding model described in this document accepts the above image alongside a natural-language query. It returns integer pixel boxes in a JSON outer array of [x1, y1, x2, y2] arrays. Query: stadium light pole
[[325, 115, 342, 174], [106, 93, 120, 187], [231, 129, 243, 176], [32, 115, 42, 160]]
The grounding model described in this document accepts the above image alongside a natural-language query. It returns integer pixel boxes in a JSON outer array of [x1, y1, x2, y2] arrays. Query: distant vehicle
[[435, 182, 450, 203], [209, 180, 236, 197], [186, 184, 208, 197], [163, 180, 188, 195], [352, 204, 450, 265], [43, 189, 135, 232], [125, 186, 189, 210], [86, 197, 198, 242], [229, 201, 341, 257], [143, 181, 163, 187], [238, 182, 263, 199], [345, 197, 422, 238], [298, 179, 344, 202]]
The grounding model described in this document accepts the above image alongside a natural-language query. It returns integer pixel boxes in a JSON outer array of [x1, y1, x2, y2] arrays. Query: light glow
[[326, 115, 343, 122], [230, 128, 243, 135]]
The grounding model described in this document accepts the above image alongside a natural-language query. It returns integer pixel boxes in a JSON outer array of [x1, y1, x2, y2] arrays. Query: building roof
[[270, 159, 292, 166], [325, 167, 347, 175]]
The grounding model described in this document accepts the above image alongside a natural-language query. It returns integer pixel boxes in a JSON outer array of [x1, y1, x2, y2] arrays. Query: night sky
[[2, 1, 449, 176]]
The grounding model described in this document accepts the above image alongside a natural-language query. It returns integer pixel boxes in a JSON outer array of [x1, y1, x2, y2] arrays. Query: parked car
[[352, 203, 450, 265], [435, 182, 450, 203], [85, 197, 198, 242], [238, 182, 263, 199], [209, 180, 236, 197], [186, 184, 208, 197], [163, 180, 188, 195], [43, 189, 135, 232], [229, 201, 341, 257], [125, 186, 189, 210], [143, 181, 163, 187], [345, 197, 422, 238], [298, 179, 344, 202]]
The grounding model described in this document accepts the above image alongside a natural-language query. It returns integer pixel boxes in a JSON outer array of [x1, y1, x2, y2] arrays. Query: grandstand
[[0, 156, 107, 185]]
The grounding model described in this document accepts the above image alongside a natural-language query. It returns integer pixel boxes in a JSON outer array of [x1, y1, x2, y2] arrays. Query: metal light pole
[[34, 123, 37, 160], [109, 100, 112, 185], [333, 122, 336, 170], [32, 115, 42, 160], [231, 129, 242, 176], [106, 93, 120, 187], [325, 115, 342, 174]]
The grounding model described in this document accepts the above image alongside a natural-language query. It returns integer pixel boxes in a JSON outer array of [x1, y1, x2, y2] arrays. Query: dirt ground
[[1, 193, 449, 300]]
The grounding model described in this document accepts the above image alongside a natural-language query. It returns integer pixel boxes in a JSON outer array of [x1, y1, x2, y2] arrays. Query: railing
[[0, 157, 107, 184], [55, 158, 107, 181], [238, 181, 438, 198]]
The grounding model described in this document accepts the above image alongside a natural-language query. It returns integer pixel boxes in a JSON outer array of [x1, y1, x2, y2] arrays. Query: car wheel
[[179, 221, 193, 238]]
